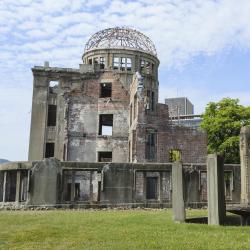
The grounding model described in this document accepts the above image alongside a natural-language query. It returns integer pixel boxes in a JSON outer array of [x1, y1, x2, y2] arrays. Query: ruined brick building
[[28, 27, 206, 164], [1, 27, 241, 209]]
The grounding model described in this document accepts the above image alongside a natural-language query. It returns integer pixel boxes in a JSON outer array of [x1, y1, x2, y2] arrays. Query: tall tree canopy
[[201, 98, 250, 163]]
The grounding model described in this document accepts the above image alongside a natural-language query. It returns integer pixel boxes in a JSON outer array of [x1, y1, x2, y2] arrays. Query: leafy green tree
[[201, 98, 250, 163]]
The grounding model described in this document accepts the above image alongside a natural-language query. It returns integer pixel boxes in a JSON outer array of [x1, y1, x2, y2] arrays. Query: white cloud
[[1, 0, 250, 70], [1, 0, 250, 159]]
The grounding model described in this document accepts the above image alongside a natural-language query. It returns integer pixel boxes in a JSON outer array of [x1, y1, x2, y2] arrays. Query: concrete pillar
[[71, 171, 75, 202], [15, 171, 21, 203], [207, 154, 226, 225], [54, 80, 67, 161], [2, 172, 7, 202], [27, 159, 62, 206], [28, 75, 49, 161], [240, 125, 250, 205], [172, 162, 185, 223]]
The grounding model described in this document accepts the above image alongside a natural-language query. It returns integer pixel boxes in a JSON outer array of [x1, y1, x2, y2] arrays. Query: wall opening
[[113, 57, 119, 70], [140, 60, 145, 72], [100, 83, 112, 98], [224, 171, 233, 200], [146, 90, 150, 110], [145, 129, 156, 160], [75, 183, 80, 201], [113, 57, 132, 71], [130, 104, 132, 126], [140, 59, 152, 75], [45, 143, 55, 158], [5, 171, 17, 202], [98, 152, 112, 162], [49, 81, 58, 94], [169, 149, 181, 162], [63, 144, 66, 161], [99, 114, 113, 136], [121, 57, 126, 71], [133, 94, 137, 120], [151, 91, 155, 111], [146, 177, 157, 199], [97, 181, 101, 201], [49, 81, 58, 87], [127, 58, 132, 71], [99, 57, 105, 69], [47, 105, 57, 126], [152, 63, 155, 73]]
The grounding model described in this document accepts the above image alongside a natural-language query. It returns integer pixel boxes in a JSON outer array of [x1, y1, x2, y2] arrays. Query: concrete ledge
[[0, 161, 33, 170]]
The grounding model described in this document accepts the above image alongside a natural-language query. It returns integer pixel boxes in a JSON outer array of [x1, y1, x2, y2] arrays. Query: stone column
[[172, 162, 186, 223], [240, 125, 250, 205], [54, 78, 68, 161], [28, 75, 49, 161], [207, 154, 225, 225], [71, 171, 75, 202], [15, 171, 21, 203], [2, 171, 7, 202]]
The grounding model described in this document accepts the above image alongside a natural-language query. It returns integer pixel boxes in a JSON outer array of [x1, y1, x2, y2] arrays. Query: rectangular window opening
[[98, 152, 112, 162], [151, 91, 155, 111], [47, 104, 57, 126], [45, 143, 55, 158], [121, 57, 126, 71], [145, 130, 156, 160], [100, 83, 112, 98], [75, 183, 80, 200], [99, 114, 113, 136], [145, 61, 151, 74], [146, 177, 157, 199], [5, 172, 17, 202], [133, 94, 137, 120], [127, 58, 132, 71], [113, 57, 119, 70], [49, 81, 58, 88], [140, 60, 145, 72], [94, 57, 99, 64], [152, 63, 155, 73], [88, 58, 92, 65], [99, 57, 105, 69]]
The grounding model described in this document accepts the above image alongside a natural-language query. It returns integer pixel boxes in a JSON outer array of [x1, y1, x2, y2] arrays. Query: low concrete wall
[[0, 159, 241, 208]]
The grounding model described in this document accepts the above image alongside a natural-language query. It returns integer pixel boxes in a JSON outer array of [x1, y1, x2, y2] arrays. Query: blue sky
[[0, 0, 250, 161]]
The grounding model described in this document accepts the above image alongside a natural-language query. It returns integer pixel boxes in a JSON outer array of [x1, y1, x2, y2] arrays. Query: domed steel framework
[[84, 27, 157, 56]]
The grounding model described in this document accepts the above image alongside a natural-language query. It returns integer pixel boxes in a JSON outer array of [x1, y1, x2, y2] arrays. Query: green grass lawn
[[0, 209, 250, 250]]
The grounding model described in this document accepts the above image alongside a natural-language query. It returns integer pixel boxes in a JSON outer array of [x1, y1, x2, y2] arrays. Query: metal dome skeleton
[[84, 27, 157, 56]]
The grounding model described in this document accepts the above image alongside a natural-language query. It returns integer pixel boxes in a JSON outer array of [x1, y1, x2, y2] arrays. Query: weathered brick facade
[[28, 27, 207, 164]]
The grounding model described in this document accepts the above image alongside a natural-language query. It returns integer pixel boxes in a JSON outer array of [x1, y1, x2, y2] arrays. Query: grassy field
[[0, 209, 250, 250]]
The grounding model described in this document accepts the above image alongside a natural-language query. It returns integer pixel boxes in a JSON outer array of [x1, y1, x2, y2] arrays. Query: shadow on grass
[[185, 215, 244, 226]]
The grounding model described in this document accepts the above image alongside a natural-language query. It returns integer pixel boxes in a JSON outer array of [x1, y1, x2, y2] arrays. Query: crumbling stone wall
[[0, 160, 241, 208], [157, 126, 207, 163]]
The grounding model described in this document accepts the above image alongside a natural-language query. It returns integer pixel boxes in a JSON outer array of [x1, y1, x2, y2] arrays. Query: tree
[[201, 98, 250, 163]]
